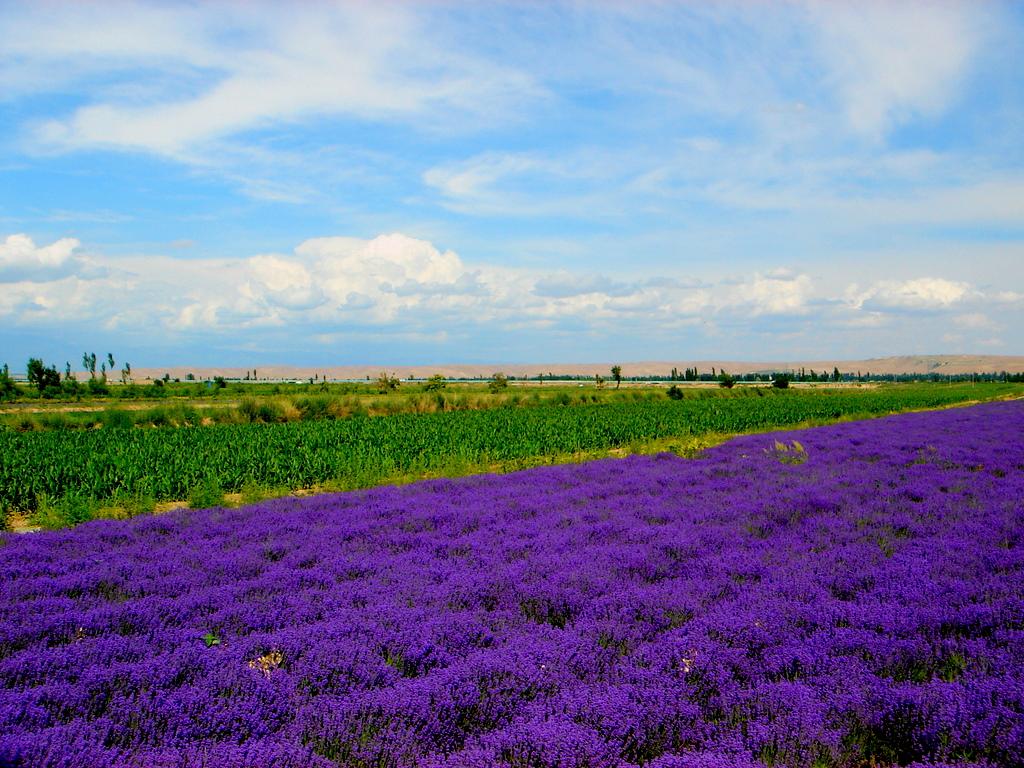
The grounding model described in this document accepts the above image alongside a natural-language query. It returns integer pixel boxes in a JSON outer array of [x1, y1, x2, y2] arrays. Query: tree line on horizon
[[3, 355, 1024, 403]]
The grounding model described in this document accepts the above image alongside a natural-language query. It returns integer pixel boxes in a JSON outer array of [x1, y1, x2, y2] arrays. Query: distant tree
[[26, 358, 61, 393], [186, 372, 195, 381], [82, 352, 97, 379], [376, 372, 400, 393], [611, 365, 623, 389], [107, 353, 115, 371], [718, 371, 735, 389], [213, 376, 227, 389], [61, 362, 81, 396], [772, 373, 791, 389], [832, 366, 841, 382], [120, 362, 132, 385], [666, 385, 684, 400], [595, 374, 605, 389], [424, 374, 447, 392], [488, 372, 509, 393], [0, 364, 17, 399]]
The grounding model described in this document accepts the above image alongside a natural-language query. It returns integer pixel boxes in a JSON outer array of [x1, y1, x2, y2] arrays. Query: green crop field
[[2, 382, 1019, 529]]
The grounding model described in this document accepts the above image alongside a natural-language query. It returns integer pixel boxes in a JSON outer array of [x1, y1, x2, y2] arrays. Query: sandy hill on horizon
[[131, 354, 1024, 381]]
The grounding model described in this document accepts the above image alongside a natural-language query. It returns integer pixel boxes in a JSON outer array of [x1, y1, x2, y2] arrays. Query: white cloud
[[297, 233, 468, 312], [730, 273, 813, 316], [0, 234, 88, 281], [856, 277, 972, 311], [992, 291, 1023, 305], [0, 232, 707, 333], [2, 233, 1020, 361], [810, 2, 983, 138], [424, 153, 546, 201], [9, 4, 537, 157], [422, 151, 619, 217], [246, 255, 323, 310]]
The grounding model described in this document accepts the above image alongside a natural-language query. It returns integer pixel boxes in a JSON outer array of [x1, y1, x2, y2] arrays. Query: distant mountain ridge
[[131, 355, 1024, 381]]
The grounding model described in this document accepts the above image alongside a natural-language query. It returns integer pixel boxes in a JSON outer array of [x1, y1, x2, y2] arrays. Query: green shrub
[[13, 416, 40, 432], [294, 396, 333, 421], [257, 402, 282, 422], [33, 493, 97, 529], [119, 491, 156, 518], [376, 372, 400, 393], [423, 374, 447, 392], [238, 397, 261, 422], [87, 378, 109, 396], [102, 410, 134, 430], [145, 407, 172, 427], [38, 413, 74, 430], [188, 476, 224, 509]]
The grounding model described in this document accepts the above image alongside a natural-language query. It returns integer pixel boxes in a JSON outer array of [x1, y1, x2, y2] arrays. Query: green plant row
[[0, 383, 1018, 516]]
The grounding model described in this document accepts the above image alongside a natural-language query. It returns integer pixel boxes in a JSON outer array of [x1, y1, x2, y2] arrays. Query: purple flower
[[1, 402, 1023, 766]]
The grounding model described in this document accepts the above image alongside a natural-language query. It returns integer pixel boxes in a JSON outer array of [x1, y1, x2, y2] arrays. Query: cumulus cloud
[[3, 233, 1020, 362], [0, 232, 713, 336], [730, 273, 813, 316], [295, 233, 470, 313], [0, 234, 84, 281], [245, 255, 323, 311], [856, 277, 972, 312]]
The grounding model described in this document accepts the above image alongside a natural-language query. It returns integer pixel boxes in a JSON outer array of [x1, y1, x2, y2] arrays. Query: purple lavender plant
[[1, 402, 1022, 767]]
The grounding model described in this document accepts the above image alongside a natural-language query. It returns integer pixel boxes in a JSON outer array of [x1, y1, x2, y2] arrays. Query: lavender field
[[1, 402, 1022, 768]]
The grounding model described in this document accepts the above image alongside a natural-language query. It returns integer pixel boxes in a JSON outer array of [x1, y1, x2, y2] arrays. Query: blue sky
[[2, 1, 1023, 368]]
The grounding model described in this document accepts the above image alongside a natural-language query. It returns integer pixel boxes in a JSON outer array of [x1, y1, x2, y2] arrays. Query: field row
[[2, 384, 1018, 522], [1, 386, 678, 432], [2, 401, 1021, 766]]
